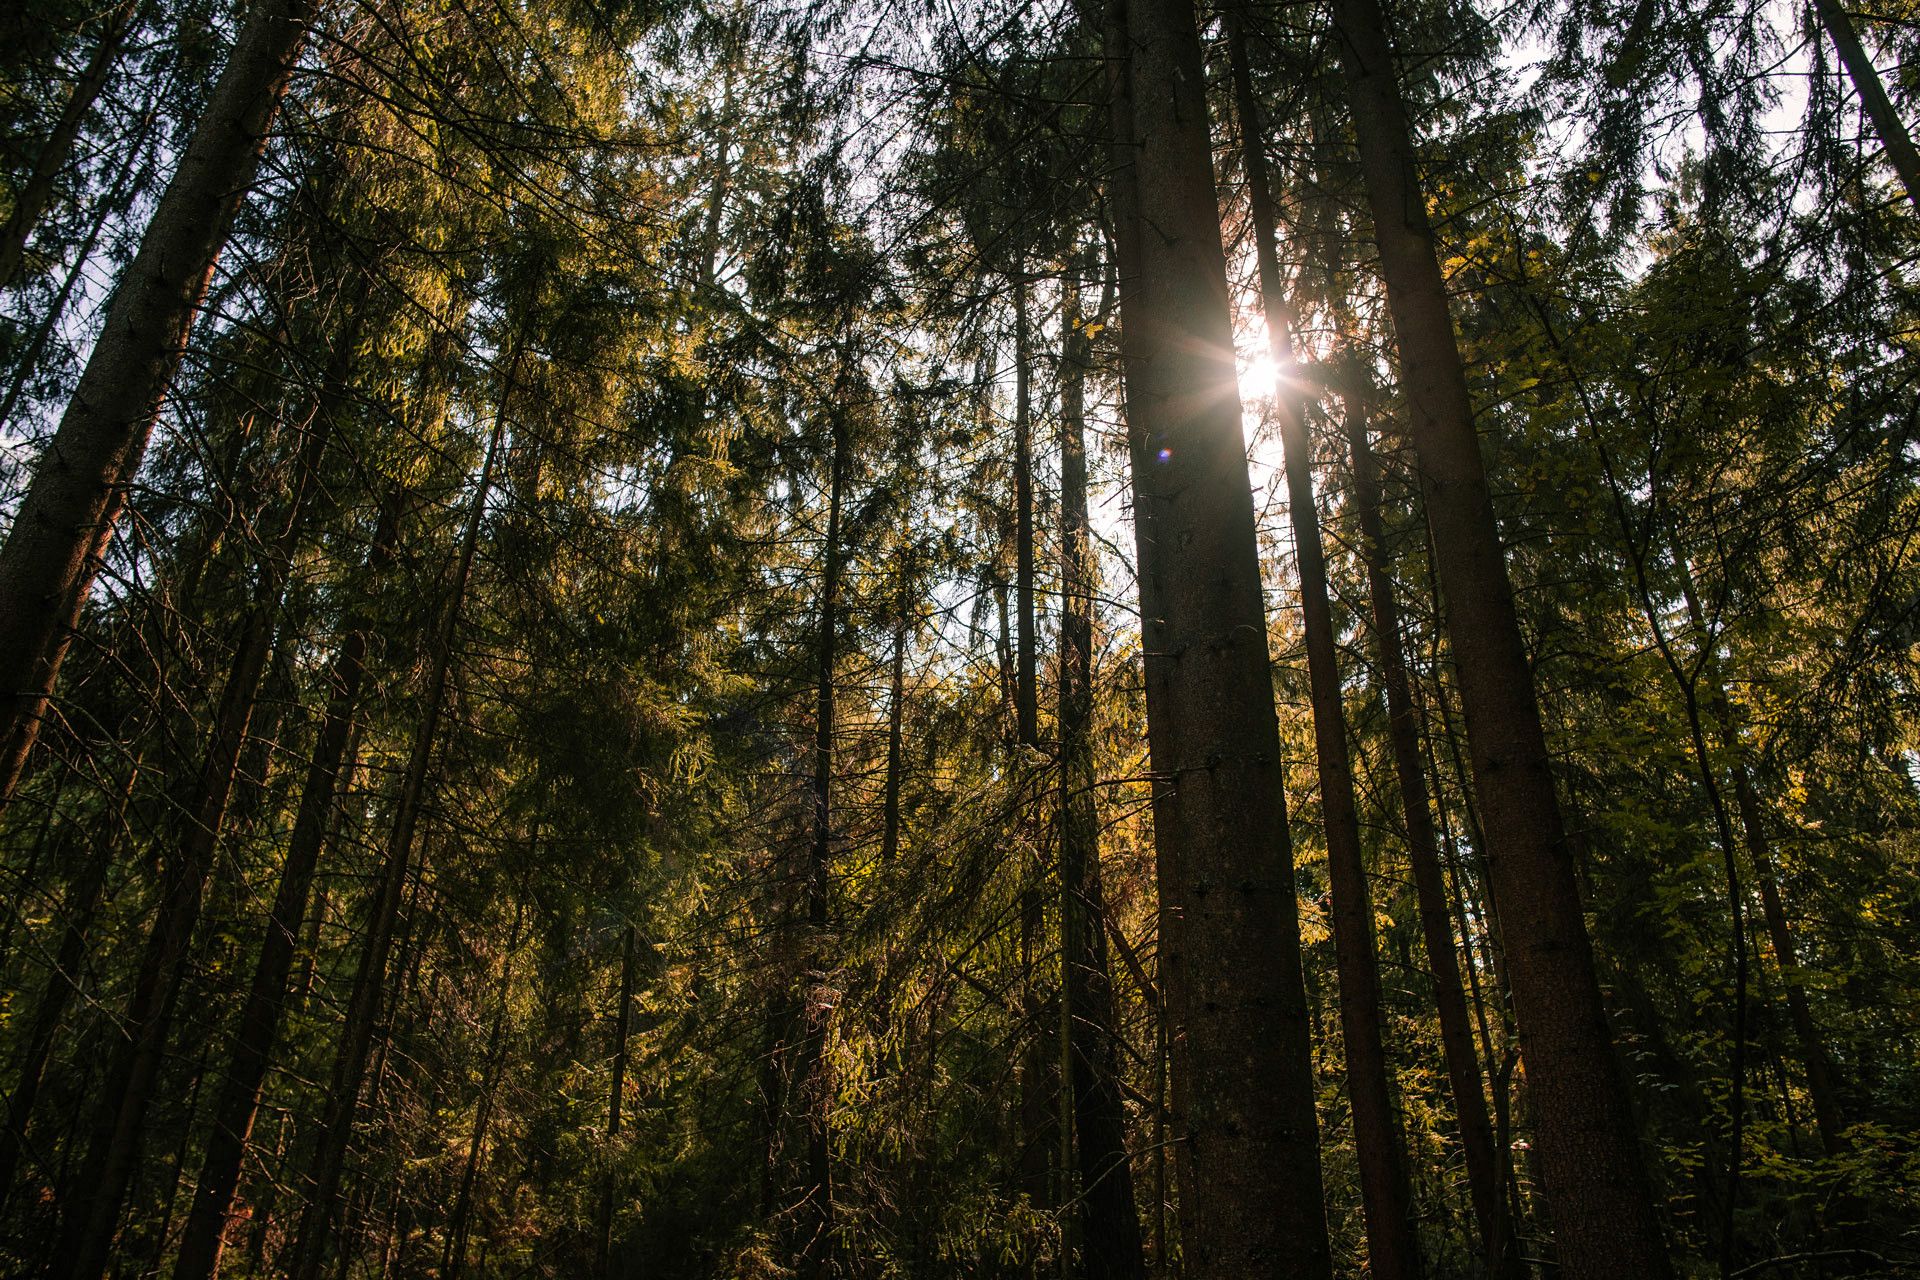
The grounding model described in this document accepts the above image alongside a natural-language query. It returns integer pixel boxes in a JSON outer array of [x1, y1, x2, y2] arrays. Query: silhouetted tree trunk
[[793, 406, 849, 1279], [1811, 0, 1920, 215], [0, 0, 139, 291], [172, 489, 399, 1280], [60, 381, 342, 1280], [287, 370, 512, 1280], [0, 761, 138, 1208], [1226, 17, 1417, 1276], [1324, 0, 1672, 1272], [1058, 271, 1148, 1280], [443, 995, 510, 1280], [0, 0, 320, 813], [1346, 406, 1522, 1277], [1667, 544, 1846, 1157], [1102, 1, 1331, 1275]]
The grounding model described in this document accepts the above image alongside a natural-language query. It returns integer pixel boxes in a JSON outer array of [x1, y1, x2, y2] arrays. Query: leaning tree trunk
[[286, 381, 510, 1280], [1323, 0, 1673, 1274], [1102, 1, 1331, 1276], [171, 488, 399, 1280], [0, 761, 139, 1209], [1667, 544, 1846, 1156], [1058, 272, 1148, 1280], [1226, 17, 1418, 1277], [59, 388, 341, 1280], [0, 0, 319, 814], [1811, 0, 1920, 215], [1346, 408, 1522, 1277], [0, 0, 140, 291]]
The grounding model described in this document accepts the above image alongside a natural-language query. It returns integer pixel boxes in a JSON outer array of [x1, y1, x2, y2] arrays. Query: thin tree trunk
[[880, 596, 908, 865], [1345, 409, 1521, 1277], [171, 490, 399, 1280], [596, 923, 638, 1276], [1812, 0, 1920, 215], [1323, 1, 1673, 1273], [0, 761, 138, 1208], [60, 392, 340, 1280], [1102, 2, 1330, 1276], [442, 998, 510, 1280], [0, 0, 319, 814], [793, 406, 850, 1279], [1668, 546, 1845, 1158], [1058, 270, 1148, 1280], [287, 373, 511, 1280], [1225, 18, 1417, 1276], [0, 0, 140, 291], [1013, 271, 1054, 1229]]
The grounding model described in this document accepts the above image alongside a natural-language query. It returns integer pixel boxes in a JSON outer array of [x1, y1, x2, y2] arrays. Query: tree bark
[[1225, 19, 1418, 1277], [171, 491, 399, 1280], [1346, 408, 1522, 1277], [286, 373, 511, 1280], [1102, 2, 1331, 1276], [1058, 271, 1148, 1280], [59, 384, 341, 1280], [1322, 1, 1673, 1273], [0, 0, 140, 291], [0, 761, 138, 1209], [0, 0, 320, 814], [1812, 0, 1920, 215], [792, 404, 849, 1279]]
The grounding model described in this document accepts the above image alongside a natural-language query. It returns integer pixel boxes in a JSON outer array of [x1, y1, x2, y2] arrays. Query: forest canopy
[[0, 0, 1917, 1276]]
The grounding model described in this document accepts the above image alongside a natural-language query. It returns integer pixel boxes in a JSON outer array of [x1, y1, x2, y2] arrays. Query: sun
[[1239, 352, 1285, 405]]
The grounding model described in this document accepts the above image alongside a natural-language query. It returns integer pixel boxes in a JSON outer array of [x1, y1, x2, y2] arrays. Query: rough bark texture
[[1104, 1, 1331, 1275], [0, 0, 318, 813], [1322, 1, 1673, 1274]]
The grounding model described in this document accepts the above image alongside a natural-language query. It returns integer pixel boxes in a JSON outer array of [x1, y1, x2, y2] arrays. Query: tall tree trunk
[[0, 761, 138, 1208], [0, 0, 140, 291], [1667, 546, 1845, 1157], [442, 996, 510, 1280], [1346, 409, 1521, 1277], [286, 376, 511, 1280], [1811, 0, 1920, 215], [1102, 2, 1331, 1276], [1058, 271, 1148, 1280], [59, 388, 341, 1280], [793, 407, 850, 1279], [0, 0, 320, 814], [1225, 18, 1418, 1277], [1013, 271, 1054, 1229], [1322, 2, 1672, 1273], [596, 923, 638, 1277], [880, 593, 908, 865], [171, 491, 399, 1280]]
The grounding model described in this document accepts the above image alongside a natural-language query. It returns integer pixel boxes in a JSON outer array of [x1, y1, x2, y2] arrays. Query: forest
[[0, 0, 1917, 1274]]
